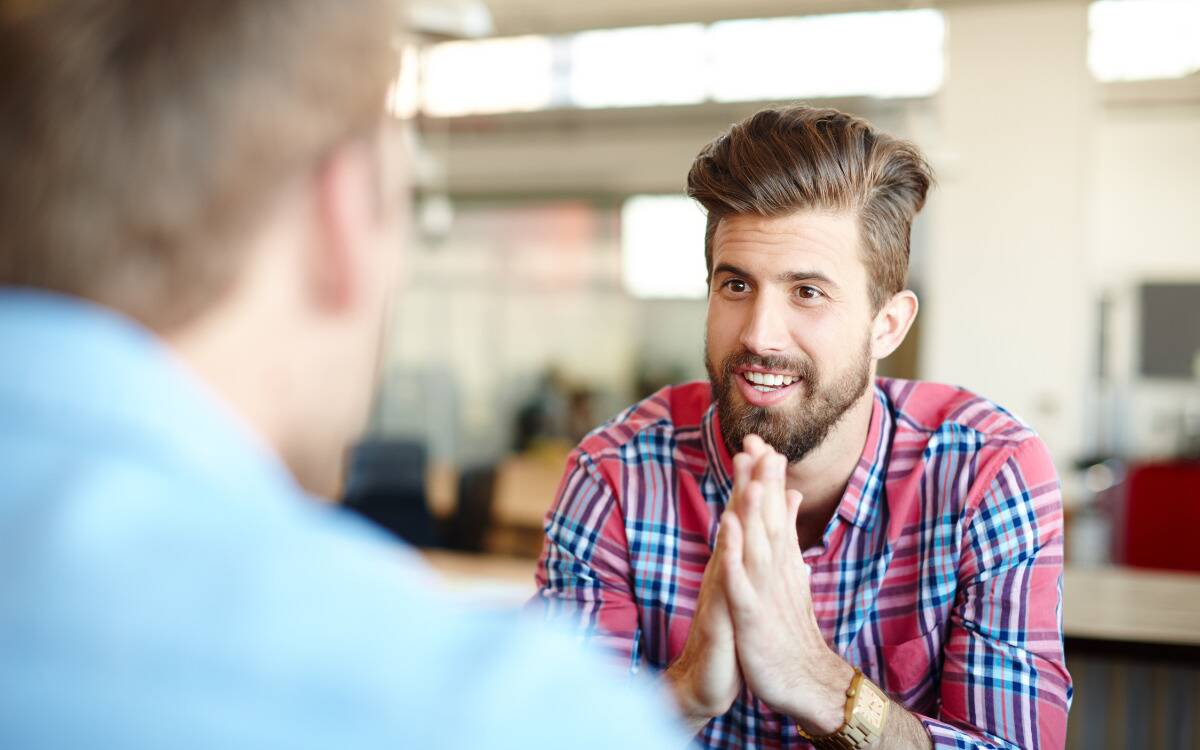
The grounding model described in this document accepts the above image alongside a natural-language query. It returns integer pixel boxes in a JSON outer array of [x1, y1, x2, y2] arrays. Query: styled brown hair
[[687, 105, 933, 311], [0, 0, 397, 330]]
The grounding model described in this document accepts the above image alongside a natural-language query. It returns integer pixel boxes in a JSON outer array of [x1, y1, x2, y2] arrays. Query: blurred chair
[[1115, 461, 1200, 572], [342, 439, 440, 548], [442, 464, 498, 553]]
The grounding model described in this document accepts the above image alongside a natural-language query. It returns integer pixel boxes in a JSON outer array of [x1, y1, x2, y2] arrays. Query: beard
[[705, 336, 873, 464]]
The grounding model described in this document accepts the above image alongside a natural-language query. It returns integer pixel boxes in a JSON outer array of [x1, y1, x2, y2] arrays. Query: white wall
[[1093, 103, 1200, 279], [921, 0, 1094, 470], [1092, 99, 1200, 459]]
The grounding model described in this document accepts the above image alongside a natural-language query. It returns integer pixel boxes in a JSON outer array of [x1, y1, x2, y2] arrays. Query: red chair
[[1115, 462, 1200, 572]]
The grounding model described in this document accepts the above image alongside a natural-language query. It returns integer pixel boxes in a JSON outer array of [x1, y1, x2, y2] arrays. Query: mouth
[[733, 367, 803, 407]]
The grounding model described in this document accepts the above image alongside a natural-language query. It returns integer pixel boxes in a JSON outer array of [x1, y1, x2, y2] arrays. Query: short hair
[[687, 105, 934, 311], [0, 0, 397, 330]]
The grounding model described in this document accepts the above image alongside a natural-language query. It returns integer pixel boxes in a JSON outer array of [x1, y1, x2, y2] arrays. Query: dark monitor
[[1139, 282, 1200, 379]]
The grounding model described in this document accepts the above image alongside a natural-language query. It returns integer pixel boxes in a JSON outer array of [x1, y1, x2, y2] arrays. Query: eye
[[721, 278, 751, 295], [795, 285, 824, 301]]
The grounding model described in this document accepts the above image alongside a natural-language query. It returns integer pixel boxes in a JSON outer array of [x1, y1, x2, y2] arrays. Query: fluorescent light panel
[[1089, 0, 1200, 82]]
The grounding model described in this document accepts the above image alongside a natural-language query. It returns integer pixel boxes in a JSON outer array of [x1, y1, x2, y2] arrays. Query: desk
[[492, 456, 563, 528], [426, 456, 566, 528], [1062, 565, 1200, 658], [423, 554, 1200, 652]]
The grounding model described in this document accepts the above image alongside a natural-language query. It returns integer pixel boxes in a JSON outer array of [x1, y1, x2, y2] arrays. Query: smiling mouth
[[740, 370, 801, 393]]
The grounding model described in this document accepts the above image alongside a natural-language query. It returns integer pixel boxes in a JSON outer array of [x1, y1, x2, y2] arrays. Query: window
[[421, 36, 554, 116], [1089, 0, 1200, 82], [621, 195, 709, 299], [569, 24, 708, 109], [709, 11, 945, 102], [419, 9, 946, 116]]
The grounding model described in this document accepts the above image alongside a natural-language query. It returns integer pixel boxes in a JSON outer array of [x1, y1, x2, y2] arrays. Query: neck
[[785, 380, 877, 545], [165, 305, 290, 472]]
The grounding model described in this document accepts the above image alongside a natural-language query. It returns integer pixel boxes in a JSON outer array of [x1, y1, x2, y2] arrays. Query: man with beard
[[532, 106, 1071, 749]]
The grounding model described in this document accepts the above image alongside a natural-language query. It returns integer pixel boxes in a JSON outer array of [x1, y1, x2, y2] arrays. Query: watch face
[[855, 682, 889, 732]]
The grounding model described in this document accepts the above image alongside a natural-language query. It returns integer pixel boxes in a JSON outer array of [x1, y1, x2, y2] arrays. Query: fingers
[[718, 511, 756, 614], [730, 452, 753, 513], [786, 489, 804, 545], [730, 435, 796, 577], [740, 480, 771, 575], [763, 451, 791, 535], [741, 434, 770, 459], [728, 451, 754, 547], [742, 440, 787, 538]]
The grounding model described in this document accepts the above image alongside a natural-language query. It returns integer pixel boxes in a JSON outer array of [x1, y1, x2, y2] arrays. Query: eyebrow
[[712, 262, 841, 290]]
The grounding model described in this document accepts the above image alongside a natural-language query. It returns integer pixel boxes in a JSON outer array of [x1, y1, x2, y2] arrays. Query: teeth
[[744, 371, 798, 387]]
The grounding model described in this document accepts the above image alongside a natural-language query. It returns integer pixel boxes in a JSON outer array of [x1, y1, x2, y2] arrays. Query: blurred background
[[339, 1, 1200, 746]]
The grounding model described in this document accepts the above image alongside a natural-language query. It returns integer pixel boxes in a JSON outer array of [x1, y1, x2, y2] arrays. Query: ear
[[870, 289, 919, 361], [309, 140, 376, 314]]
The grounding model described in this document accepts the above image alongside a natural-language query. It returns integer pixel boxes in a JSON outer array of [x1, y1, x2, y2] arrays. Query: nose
[[739, 290, 790, 355]]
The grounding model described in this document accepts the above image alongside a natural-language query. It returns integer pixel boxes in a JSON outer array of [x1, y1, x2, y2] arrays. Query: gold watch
[[796, 669, 890, 750]]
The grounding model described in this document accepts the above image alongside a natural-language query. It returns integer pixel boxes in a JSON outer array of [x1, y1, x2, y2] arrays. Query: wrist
[[664, 649, 728, 723], [789, 653, 856, 735]]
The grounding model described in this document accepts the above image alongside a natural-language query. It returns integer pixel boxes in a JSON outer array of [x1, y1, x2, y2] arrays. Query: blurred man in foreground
[[534, 106, 1072, 749], [0, 2, 682, 747]]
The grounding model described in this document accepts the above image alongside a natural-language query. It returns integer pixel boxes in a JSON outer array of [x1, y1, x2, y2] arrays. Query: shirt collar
[[835, 385, 892, 531], [701, 401, 735, 499], [700, 384, 893, 531]]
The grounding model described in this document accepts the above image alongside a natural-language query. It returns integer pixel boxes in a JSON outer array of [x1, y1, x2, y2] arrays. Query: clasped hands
[[666, 435, 854, 735]]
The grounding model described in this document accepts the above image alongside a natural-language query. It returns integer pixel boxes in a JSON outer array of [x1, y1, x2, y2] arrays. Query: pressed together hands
[[665, 435, 855, 736]]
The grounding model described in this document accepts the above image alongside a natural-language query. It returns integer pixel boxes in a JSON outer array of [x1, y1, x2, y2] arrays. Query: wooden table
[[491, 455, 564, 528], [1062, 565, 1200, 658], [423, 553, 1200, 654], [425, 453, 568, 528], [485, 456, 564, 556]]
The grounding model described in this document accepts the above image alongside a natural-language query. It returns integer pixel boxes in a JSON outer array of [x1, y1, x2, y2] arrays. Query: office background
[[342, 2, 1200, 747]]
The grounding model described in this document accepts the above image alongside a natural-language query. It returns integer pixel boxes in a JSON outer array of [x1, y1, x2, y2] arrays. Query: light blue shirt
[[0, 289, 684, 749]]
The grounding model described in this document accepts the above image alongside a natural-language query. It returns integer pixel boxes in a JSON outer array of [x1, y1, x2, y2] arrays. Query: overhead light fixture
[[405, 0, 493, 40]]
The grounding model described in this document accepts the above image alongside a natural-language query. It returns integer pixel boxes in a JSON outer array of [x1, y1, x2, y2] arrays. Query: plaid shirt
[[533, 379, 1072, 749]]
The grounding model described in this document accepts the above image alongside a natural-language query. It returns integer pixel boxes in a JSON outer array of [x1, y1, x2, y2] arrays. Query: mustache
[[720, 351, 815, 381]]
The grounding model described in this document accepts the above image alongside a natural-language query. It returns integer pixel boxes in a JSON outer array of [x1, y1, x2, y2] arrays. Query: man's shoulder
[[574, 380, 712, 462], [0, 460, 682, 747], [878, 378, 1059, 513], [879, 377, 1040, 448]]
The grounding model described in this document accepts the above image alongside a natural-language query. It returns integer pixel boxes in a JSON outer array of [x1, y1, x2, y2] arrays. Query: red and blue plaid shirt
[[533, 379, 1072, 749]]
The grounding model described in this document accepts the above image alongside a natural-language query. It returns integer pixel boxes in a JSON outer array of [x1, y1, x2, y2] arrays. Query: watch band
[[796, 669, 890, 750]]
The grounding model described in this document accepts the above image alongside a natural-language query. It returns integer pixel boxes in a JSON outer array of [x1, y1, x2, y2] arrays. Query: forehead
[[711, 210, 864, 282]]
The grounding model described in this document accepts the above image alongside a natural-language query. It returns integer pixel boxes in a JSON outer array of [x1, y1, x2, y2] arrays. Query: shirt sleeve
[[528, 449, 643, 671], [920, 437, 1073, 750]]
